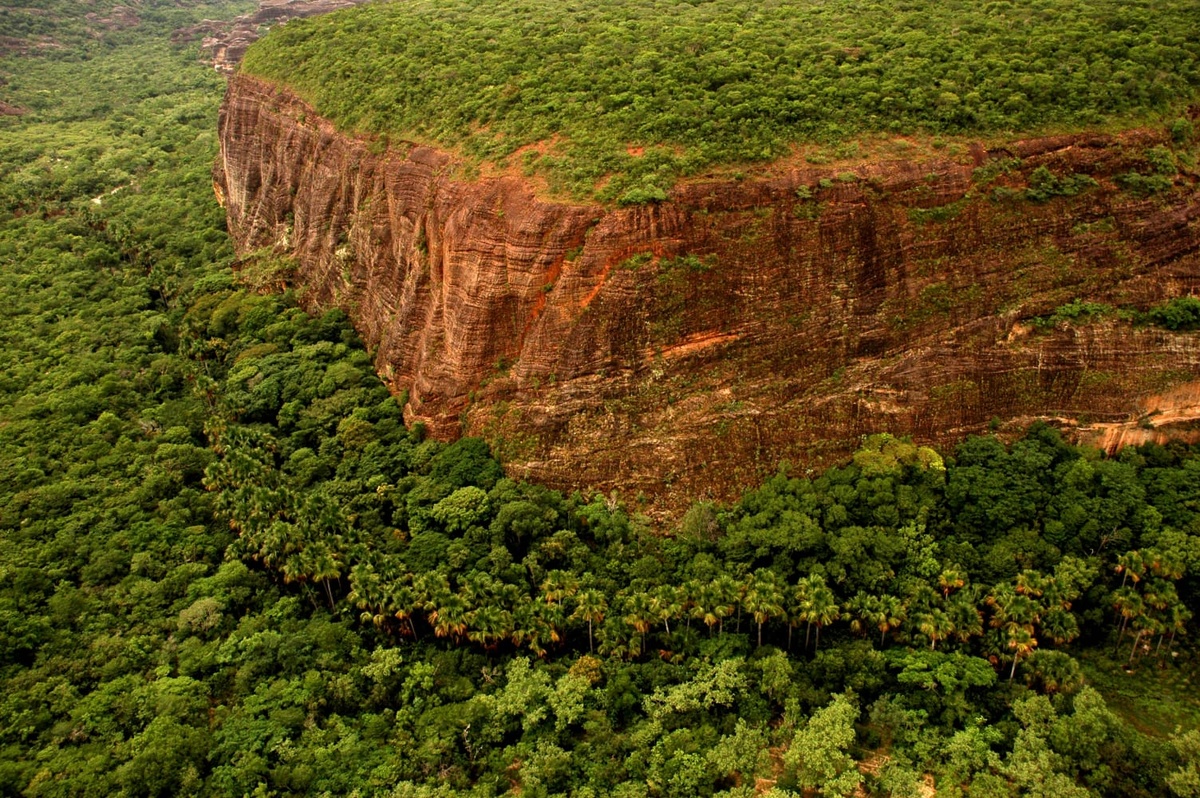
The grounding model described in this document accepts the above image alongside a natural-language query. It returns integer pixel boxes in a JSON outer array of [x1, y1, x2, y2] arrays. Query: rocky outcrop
[[174, 0, 371, 72], [216, 75, 1200, 508]]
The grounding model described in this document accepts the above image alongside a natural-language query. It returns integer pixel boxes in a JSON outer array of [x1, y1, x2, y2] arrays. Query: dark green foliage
[[240, 0, 1200, 200], [1147, 296, 1200, 331], [1117, 172, 1175, 196], [908, 200, 966, 224], [1027, 296, 1200, 334], [1171, 118, 1196, 145], [3, 3, 1200, 796], [1116, 145, 1181, 196], [1031, 299, 1118, 329], [1024, 166, 1099, 202]]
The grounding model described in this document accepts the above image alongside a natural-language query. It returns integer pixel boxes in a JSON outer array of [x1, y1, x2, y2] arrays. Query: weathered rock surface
[[174, 0, 370, 72], [216, 75, 1200, 509]]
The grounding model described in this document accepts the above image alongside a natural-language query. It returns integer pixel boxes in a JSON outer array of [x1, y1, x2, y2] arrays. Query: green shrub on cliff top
[[240, 0, 1200, 201]]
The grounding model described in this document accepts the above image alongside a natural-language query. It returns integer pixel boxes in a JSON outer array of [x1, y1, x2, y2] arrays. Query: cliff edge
[[216, 75, 1200, 506]]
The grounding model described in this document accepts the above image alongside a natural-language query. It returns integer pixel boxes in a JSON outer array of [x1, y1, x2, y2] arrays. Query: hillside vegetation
[[4, 1, 1200, 796], [241, 0, 1200, 201]]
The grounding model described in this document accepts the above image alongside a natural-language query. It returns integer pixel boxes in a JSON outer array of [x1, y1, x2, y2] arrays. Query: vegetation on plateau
[[240, 0, 1200, 201], [3, 2, 1200, 797]]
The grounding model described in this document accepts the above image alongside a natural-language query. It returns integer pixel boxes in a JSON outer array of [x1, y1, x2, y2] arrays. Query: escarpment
[[216, 75, 1200, 506]]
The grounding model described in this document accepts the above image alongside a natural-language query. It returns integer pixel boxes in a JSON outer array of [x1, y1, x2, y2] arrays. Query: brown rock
[[176, 0, 373, 72], [216, 75, 1200, 512]]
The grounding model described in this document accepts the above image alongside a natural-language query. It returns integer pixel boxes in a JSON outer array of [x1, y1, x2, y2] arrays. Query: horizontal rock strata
[[216, 75, 1200, 508]]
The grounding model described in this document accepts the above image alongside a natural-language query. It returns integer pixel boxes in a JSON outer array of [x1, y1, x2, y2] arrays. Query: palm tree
[[744, 570, 786, 648], [310, 544, 343, 610], [794, 575, 816, 650], [1040, 607, 1079, 646], [596, 616, 637, 660], [806, 583, 844, 652], [1148, 549, 1185, 581], [571, 589, 607, 653], [915, 608, 954, 650], [622, 592, 654, 655], [348, 561, 387, 625], [1127, 614, 1158, 665], [1111, 585, 1143, 654], [987, 583, 1040, 633], [690, 581, 722, 636], [467, 605, 512, 649], [429, 591, 469, 642], [1039, 575, 1078, 617], [648, 585, 682, 636], [1163, 603, 1192, 659], [413, 571, 449, 611], [1115, 550, 1145, 588], [538, 602, 566, 652], [1015, 569, 1046, 598], [876, 594, 906, 648], [1006, 625, 1037, 681], [938, 567, 966, 597], [1140, 579, 1178, 661], [541, 570, 579, 605], [280, 546, 322, 611], [512, 600, 549, 657], [947, 589, 983, 645], [711, 574, 740, 635], [461, 571, 498, 608], [388, 578, 421, 639], [495, 581, 524, 614], [678, 581, 698, 631], [1142, 578, 1177, 615], [843, 593, 877, 640]]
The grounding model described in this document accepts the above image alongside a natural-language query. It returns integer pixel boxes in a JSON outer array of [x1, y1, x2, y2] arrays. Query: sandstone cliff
[[216, 75, 1200, 508]]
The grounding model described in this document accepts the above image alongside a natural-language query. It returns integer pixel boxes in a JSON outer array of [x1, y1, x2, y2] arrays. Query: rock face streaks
[[216, 75, 1200, 507]]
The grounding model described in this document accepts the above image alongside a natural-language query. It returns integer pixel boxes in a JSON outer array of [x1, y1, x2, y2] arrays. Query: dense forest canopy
[[240, 0, 1200, 200], [2, 1, 1200, 796]]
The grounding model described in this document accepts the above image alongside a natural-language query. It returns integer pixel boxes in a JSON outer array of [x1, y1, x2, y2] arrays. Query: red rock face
[[216, 75, 1200, 509]]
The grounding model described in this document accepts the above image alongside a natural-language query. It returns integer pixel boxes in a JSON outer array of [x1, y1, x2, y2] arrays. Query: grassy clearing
[[1079, 647, 1200, 737]]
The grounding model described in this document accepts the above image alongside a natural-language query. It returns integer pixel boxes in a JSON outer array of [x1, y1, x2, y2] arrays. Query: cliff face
[[216, 75, 1200, 507]]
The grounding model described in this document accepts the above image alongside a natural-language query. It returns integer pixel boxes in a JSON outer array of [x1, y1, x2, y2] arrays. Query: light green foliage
[[518, 739, 573, 797], [241, 0, 1200, 201], [708, 719, 770, 784], [1048, 688, 1121, 780], [756, 649, 797, 704], [939, 723, 1004, 786], [891, 650, 997, 724], [1168, 730, 1200, 797], [853, 433, 946, 476], [489, 658, 553, 735], [644, 659, 747, 720], [986, 690, 1121, 798], [785, 692, 862, 796], [876, 761, 927, 798], [548, 670, 592, 732], [430, 486, 491, 534]]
